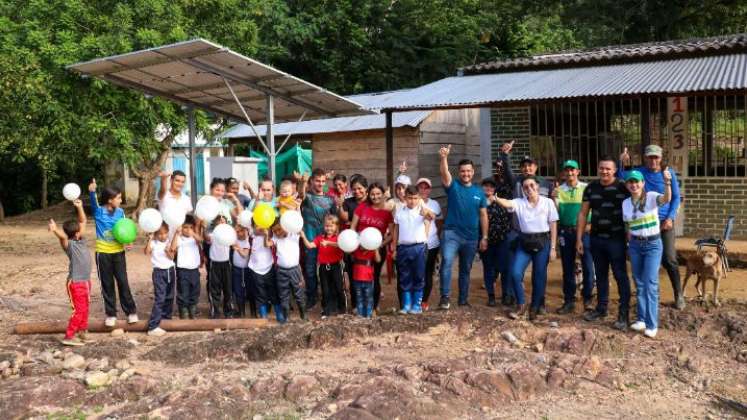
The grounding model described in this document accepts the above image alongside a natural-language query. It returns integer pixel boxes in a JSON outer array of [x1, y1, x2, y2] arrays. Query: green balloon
[[112, 218, 138, 245]]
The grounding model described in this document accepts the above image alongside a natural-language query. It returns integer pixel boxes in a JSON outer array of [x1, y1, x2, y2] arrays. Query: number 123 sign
[[667, 96, 688, 176]]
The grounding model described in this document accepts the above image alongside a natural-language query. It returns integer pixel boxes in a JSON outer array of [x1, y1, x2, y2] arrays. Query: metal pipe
[[188, 107, 197, 207], [267, 94, 276, 184], [386, 111, 394, 188], [222, 77, 271, 156]]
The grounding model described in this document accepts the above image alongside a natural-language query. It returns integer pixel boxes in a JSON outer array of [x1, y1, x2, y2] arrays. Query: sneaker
[[643, 328, 658, 338], [630, 321, 646, 332], [127, 314, 139, 324], [77, 331, 95, 344], [528, 308, 539, 321], [61, 337, 85, 346], [537, 305, 547, 316], [675, 295, 686, 310], [438, 296, 450, 310], [104, 317, 117, 327], [421, 302, 430, 312], [556, 303, 575, 315], [458, 301, 471, 308], [487, 295, 497, 307], [147, 327, 166, 337], [583, 299, 594, 311], [583, 309, 607, 322]]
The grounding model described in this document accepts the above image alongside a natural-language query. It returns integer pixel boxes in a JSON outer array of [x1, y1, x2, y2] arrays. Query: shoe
[[61, 337, 85, 346], [643, 328, 658, 338], [613, 310, 629, 331], [179, 307, 189, 320], [298, 304, 308, 321], [537, 305, 547, 316], [583, 309, 607, 322], [438, 296, 450, 310], [508, 304, 527, 320], [188, 305, 197, 319], [458, 301, 471, 308], [630, 321, 646, 332], [675, 295, 686, 310], [583, 299, 594, 311], [274, 304, 287, 324], [410, 290, 424, 314], [127, 314, 139, 324], [147, 327, 166, 337], [400, 291, 412, 314], [104, 317, 117, 327], [77, 331, 95, 344], [556, 303, 575, 315], [528, 307, 539, 321], [487, 294, 497, 307]]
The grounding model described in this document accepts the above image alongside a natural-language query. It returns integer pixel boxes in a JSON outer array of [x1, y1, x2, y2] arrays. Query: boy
[[351, 246, 381, 318], [207, 216, 234, 318], [145, 222, 176, 336], [269, 224, 306, 322], [169, 215, 202, 319], [231, 224, 251, 318], [48, 199, 93, 346], [250, 227, 277, 320], [392, 186, 431, 314]]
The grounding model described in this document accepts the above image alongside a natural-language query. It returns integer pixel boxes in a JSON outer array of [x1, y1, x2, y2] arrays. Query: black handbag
[[520, 232, 550, 253]]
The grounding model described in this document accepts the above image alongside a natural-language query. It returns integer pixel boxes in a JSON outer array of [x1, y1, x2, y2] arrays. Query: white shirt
[[274, 233, 300, 269], [623, 192, 662, 238], [232, 237, 251, 268], [395, 205, 428, 245], [150, 239, 175, 269], [423, 198, 442, 249], [248, 235, 273, 275], [508, 196, 559, 234], [208, 234, 230, 262], [176, 236, 200, 269], [159, 190, 193, 238]]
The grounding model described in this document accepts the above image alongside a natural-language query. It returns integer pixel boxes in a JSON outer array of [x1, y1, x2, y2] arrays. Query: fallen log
[[13, 318, 269, 335]]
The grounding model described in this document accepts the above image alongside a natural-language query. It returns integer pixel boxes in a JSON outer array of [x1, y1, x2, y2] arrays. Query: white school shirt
[[158, 190, 193, 238], [622, 191, 662, 238], [232, 237, 251, 268], [508, 196, 559, 234], [176, 236, 200, 269], [150, 239, 175, 269], [423, 198, 442, 249], [273, 233, 300, 269], [248, 235, 273, 275], [395, 205, 428, 245], [208, 234, 230, 262]]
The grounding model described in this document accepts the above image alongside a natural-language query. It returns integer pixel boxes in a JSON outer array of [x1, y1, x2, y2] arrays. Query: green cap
[[625, 170, 644, 182], [562, 159, 579, 170]]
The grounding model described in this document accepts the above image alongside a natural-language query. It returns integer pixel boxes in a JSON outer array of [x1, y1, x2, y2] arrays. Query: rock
[[253, 415, 264, 420], [284, 375, 320, 401], [37, 351, 55, 366], [463, 371, 514, 399], [2, 368, 11, 379], [546, 368, 566, 389], [532, 343, 544, 353], [52, 350, 63, 358], [85, 371, 111, 388], [132, 367, 151, 377], [111, 328, 125, 337], [106, 368, 120, 379], [214, 328, 222, 333], [115, 360, 131, 370], [327, 403, 338, 413], [123, 368, 136, 377], [12, 355, 25, 368], [549, 321, 559, 328], [127, 339, 140, 346], [0, 361, 10, 371], [87, 357, 109, 371], [62, 354, 86, 370], [62, 369, 86, 381], [118, 371, 130, 381], [501, 331, 519, 345]]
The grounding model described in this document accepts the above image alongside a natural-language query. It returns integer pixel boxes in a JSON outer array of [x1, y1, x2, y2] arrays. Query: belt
[[630, 233, 661, 242], [353, 259, 373, 266], [559, 225, 577, 231], [521, 232, 550, 238], [398, 242, 425, 247]]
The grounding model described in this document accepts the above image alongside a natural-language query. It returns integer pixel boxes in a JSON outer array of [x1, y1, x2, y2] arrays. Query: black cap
[[520, 156, 537, 165]]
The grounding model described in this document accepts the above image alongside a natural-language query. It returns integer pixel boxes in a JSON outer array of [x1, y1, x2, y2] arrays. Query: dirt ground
[[2, 208, 747, 419]]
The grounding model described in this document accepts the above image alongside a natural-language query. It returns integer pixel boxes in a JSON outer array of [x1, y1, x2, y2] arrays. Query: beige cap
[[415, 177, 432, 187]]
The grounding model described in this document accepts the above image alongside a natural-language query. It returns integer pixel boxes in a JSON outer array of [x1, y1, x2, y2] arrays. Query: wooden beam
[[14, 318, 269, 335], [386, 111, 394, 187]]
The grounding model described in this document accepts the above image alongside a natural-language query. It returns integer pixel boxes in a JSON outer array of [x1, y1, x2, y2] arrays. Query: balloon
[[252, 203, 276, 229], [213, 224, 237, 247], [62, 183, 81, 201], [238, 209, 253, 228], [280, 210, 304, 234], [112, 218, 138, 245], [338, 229, 360, 253], [162, 205, 186, 227], [138, 208, 163, 233], [359, 227, 383, 250], [195, 196, 220, 222]]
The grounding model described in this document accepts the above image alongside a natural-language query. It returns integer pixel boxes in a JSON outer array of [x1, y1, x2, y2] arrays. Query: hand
[[147, 232, 154, 239], [242, 181, 252, 191], [72, 199, 83, 208], [291, 171, 301, 181], [226, 192, 237, 201], [479, 238, 488, 252], [175, 226, 182, 235], [663, 166, 672, 182], [576, 240, 584, 256], [661, 219, 674, 231], [439, 144, 451, 159], [550, 248, 557, 261], [392, 250, 397, 260], [158, 170, 171, 178], [88, 178, 97, 193], [398, 160, 408, 174], [500, 140, 515, 154], [550, 188, 558, 200], [320, 240, 330, 247], [620, 147, 631, 166], [301, 172, 310, 182], [48, 219, 57, 232]]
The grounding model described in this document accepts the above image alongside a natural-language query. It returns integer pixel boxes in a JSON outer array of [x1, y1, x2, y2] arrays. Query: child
[[301, 215, 345, 318], [88, 178, 138, 327], [48, 199, 94, 346], [269, 224, 306, 322], [231, 224, 251, 318], [392, 186, 431, 314], [250, 227, 279, 320], [207, 215, 234, 318], [351, 246, 381, 318], [245, 179, 279, 212], [145, 223, 176, 336], [169, 215, 202, 319], [277, 180, 301, 215]]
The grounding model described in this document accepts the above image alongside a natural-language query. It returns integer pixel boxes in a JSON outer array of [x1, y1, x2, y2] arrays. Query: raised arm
[[493, 197, 515, 209], [169, 227, 182, 253], [158, 171, 171, 201], [617, 147, 631, 179], [664, 168, 679, 218], [498, 141, 516, 187], [439, 145, 453, 188], [72, 199, 87, 236], [48, 219, 68, 250], [226, 193, 243, 217], [144, 234, 154, 255], [88, 178, 99, 213], [658, 167, 673, 206], [242, 180, 258, 200]]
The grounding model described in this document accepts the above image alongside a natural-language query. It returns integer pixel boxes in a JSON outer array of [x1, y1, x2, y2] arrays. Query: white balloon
[[195, 196, 220, 222], [337, 229, 360, 253], [213, 223, 237, 247], [138, 208, 163, 233], [280, 210, 304, 234], [162, 205, 186, 227], [359, 227, 383, 251], [62, 183, 81, 201], [238, 210, 253, 228]]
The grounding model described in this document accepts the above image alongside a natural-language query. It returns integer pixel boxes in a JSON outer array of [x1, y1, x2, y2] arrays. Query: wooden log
[[13, 318, 270, 335]]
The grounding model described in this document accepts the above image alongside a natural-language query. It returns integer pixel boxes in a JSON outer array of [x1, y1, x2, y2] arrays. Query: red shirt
[[313, 234, 344, 264], [352, 248, 376, 282], [354, 203, 393, 236]]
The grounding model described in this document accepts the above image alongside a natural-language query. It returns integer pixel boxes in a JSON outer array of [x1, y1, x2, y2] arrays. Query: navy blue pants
[[253, 269, 277, 307], [176, 268, 200, 309], [303, 248, 319, 307], [480, 239, 512, 297], [148, 267, 176, 330], [397, 243, 426, 292], [276, 266, 306, 315], [559, 229, 595, 305], [208, 261, 233, 318], [232, 266, 249, 309]]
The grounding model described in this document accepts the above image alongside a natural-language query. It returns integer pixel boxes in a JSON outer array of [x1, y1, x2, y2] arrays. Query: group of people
[[49, 140, 682, 346]]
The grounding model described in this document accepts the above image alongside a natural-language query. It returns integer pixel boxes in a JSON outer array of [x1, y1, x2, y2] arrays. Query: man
[[157, 170, 193, 237], [554, 160, 595, 314], [620, 145, 684, 309], [299, 168, 338, 309], [576, 156, 631, 331], [438, 144, 489, 309]]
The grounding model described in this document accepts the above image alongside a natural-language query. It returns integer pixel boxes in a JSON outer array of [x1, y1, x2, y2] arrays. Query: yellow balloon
[[252, 203, 276, 228]]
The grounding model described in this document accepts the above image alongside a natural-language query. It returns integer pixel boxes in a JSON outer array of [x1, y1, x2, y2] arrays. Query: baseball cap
[[415, 177, 432, 187], [520, 156, 537, 165], [644, 145, 663, 157], [395, 174, 412, 186], [563, 159, 579, 170], [625, 170, 644, 182]]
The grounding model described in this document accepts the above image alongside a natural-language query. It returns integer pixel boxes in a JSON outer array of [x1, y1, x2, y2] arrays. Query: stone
[[127, 339, 140, 346], [85, 371, 111, 388], [62, 369, 86, 381], [549, 321, 559, 328], [87, 358, 109, 371], [214, 328, 222, 333], [501, 331, 519, 345], [115, 360, 131, 370], [62, 354, 86, 370], [546, 368, 566, 389], [532, 343, 544, 353], [0, 361, 10, 371], [327, 403, 338, 413], [2, 368, 11, 378], [52, 350, 63, 358], [12, 355, 25, 368], [463, 371, 514, 399], [37, 351, 55, 366], [110, 328, 125, 337], [284, 375, 320, 401], [106, 369, 120, 379], [123, 368, 136, 377], [119, 371, 130, 381]]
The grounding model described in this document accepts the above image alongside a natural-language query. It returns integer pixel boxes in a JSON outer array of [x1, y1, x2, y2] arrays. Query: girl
[[351, 246, 381, 318], [339, 176, 368, 309], [301, 215, 345, 318], [88, 178, 138, 327], [231, 225, 251, 318], [480, 178, 512, 308], [623, 169, 672, 338], [250, 227, 277, 320], [206, 215, 233, 318], [144, 222, 176, 336]]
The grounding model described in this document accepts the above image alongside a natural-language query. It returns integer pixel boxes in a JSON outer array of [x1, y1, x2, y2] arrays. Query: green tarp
[[250, 144, 312, 187]]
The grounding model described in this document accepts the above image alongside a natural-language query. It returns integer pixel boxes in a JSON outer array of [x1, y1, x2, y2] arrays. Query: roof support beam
[[386, 111, 394, 188], [222, 77, 271, 157], [276, 111, 307, 154]]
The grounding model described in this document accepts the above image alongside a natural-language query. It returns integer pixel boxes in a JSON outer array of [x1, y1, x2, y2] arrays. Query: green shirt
[[557, 181, 587, 227]]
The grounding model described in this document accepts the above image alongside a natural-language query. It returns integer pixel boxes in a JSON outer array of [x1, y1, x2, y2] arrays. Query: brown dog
[[682, 251, 724, 306]]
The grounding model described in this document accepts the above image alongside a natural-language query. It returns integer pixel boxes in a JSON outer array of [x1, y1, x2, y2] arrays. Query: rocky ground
[[1, 209, 747, 419]]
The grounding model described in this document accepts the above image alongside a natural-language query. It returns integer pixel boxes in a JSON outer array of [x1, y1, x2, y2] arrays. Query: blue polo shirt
[[618, 165, 681, 221], [443, 180, 487, 240], [90, 191, 125, 253]]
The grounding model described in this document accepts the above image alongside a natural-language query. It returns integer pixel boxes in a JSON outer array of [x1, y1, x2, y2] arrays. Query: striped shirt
[[622, 192, 662, 237]]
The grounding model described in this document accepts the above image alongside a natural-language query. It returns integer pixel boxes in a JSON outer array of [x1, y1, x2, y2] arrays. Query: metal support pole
[[188, 107, 198, 207], [267, 94, 276, 184], [385, 111, 394, 188]]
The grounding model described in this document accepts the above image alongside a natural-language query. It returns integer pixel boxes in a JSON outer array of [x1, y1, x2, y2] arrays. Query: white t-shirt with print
[[150, 239, 175, 269], [508, 196, 559, 233], [395, 205, 428, 245], [274, 233, 300, 269], [248, 235, 273, 275]]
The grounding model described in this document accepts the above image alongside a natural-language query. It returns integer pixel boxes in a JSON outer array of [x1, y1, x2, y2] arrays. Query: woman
[[351, 182, 394, 312], [494, 176, 558, 320], [327, 174, 352, 200], [622, 169, 671, 338], [339, 176, 368, 309], [480, 177, 512, 307]]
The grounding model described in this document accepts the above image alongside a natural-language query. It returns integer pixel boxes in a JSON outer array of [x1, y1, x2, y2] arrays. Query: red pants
[[66, 280, 90, 339]]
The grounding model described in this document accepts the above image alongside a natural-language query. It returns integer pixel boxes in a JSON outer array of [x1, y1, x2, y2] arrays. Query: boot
[[487, 294, 497, 307], [188, 305, 197, 319], [237, 303, 246, 318], [179, 307, 189, 320], [508, 304, 527, 320], [556, 302, 575, 315], [249, 301, 258, 318], [528, 307, 539, 321], [399, 291, 412, 314], [209, 304, 220, 319], [613, 308, 629, 331], [410, 290, 424, 314], [274, 304, 287, 324], [298, 303, 308, 321], [583, 308, 607, 322], [258, 304, 269, 319]]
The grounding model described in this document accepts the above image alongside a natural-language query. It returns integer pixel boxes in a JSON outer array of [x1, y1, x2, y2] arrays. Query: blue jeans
[[480, 239, 512, 297], [439, 229, 478, 303], [397, 243, 426, 291], [231, 266, 249, 309], [354, 280, 374, 317], [629, 237, 663, 330], [303, 248, 319, 307], [511, 240, 550, 308], [559, 229, 595, 304], [589, 236, 630, 313]]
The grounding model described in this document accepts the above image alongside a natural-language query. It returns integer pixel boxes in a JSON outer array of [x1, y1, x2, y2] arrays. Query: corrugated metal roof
[[218, 90, 430, 139], [377, 53, 747, 111]]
